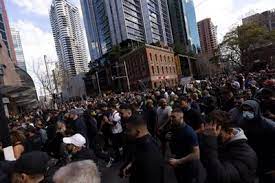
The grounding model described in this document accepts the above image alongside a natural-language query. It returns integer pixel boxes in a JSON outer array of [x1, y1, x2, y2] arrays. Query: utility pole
[[124, 61, 131, 92], [95, 71, 102, 96], [52, 69, 59, 94], [44, 55, 52, 92]]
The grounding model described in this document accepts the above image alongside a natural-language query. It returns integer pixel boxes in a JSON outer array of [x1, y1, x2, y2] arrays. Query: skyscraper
[[0, 0, 17, 62], [11, 27, 27, 71], [80, 0, 173, 60], [50, 0, 88, 78], [197, 18, 218, 58], [168, 0, 201, 54]]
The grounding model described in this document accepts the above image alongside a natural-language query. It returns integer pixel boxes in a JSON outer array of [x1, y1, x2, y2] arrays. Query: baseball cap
[[63, 133, 86, 147], [14, 151, 50, 175]]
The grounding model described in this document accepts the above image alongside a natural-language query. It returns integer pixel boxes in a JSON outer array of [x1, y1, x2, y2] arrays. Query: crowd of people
[[1, 71, 275, 183]]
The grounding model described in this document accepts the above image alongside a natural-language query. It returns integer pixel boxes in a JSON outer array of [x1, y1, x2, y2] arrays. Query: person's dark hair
[[179, 95, 189, 102], [10, 130, 26, 146], [127, 114, 146, 127], [208, 110, 234, 132]]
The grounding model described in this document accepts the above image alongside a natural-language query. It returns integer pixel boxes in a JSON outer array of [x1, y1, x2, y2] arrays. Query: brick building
[[119, 44, 179, 89]]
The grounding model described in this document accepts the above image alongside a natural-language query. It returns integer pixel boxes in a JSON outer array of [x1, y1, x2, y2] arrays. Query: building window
[[173, 67, 176, 73], [149, 53, 152, 61], [166, 66, 168, 74], [155, 54, 158, 62], [157, 66, 159, 74], [162, 66, 164, 74], [164, 56, 166, 62], [160, 55, 162, 62], [151, 66, 154, 75], [170, 67, 172, 73]]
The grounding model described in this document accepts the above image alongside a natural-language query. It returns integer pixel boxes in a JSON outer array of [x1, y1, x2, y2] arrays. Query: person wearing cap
[[63, 133, 95, 163], [11, 151, 50, 183]]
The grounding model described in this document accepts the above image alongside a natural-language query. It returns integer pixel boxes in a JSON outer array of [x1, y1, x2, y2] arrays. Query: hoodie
[[239, 100, 275, 173], [200, 127, 257, 183], [228, 128, 247, 143]]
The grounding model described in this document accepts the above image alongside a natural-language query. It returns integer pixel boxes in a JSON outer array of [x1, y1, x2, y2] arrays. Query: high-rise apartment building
[[50, 0, 88, 78], [168, 0, 201, 54], [197, 18, 218, 58], [243, 10, 275, 31], [11, 27, 27, 71], [80, 0, 174, 60], [0, 0, 17, 62]]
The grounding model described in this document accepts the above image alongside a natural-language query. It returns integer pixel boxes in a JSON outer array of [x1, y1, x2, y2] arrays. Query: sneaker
[[106, 157, 114, 168]]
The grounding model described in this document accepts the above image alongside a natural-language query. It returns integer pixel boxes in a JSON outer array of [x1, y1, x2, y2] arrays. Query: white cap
[[63, 133, 86, 147]]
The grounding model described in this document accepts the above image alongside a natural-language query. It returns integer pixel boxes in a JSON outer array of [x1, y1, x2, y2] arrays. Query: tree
[[218, 23, 275, 68], [32, 59, 57, 96]]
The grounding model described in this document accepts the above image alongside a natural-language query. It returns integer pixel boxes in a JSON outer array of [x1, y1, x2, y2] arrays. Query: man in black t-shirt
[[167, 108, 205, 183], [179, 97, 204, 131], [121, 115, 164, 183]]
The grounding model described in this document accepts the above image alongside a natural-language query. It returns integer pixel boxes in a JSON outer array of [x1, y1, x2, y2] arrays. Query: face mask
[[243, 111, 255, 120]]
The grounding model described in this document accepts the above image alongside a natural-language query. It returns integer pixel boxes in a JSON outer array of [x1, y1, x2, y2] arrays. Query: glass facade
[[11, 28, 27, 71], [182, 0, 201, 53], [123, 0, 145, 42], [93, 0, 112, 55], [81, 0, 173, 60]]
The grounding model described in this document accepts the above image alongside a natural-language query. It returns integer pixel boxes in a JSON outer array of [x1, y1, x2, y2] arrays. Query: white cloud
[[194, 0, 275, 42], [10, 0, 52, 16], [12, 20, 57, 93], [10, 0, 82, 16]]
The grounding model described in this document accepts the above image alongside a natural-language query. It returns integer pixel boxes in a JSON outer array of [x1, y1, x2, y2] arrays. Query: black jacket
[[200, 129, 257, 183], [143, 108, 158, 136], [129, 135, 164, 183], [239, 100, 275, 173], [71, 148, 95, 162]]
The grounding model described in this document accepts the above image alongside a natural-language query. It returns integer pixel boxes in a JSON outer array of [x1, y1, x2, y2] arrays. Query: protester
[[2, 70, 275, 183], [53, 160, 100, 183], [35, 119, 48, 144], [121, 115, 164, 183], [11, 151, 50, 183], [10, 130, 26, 159], [143, 99, 158, 137], [65, 110, 88, 143], [200, 110, 258, 183], [179, 96, 204, 131], [104, 100, 123, 166], [157, 98, 172, 131], [167, 108, 205, 183], [63, 133, 95, 162], [238, 100, 275, 183]]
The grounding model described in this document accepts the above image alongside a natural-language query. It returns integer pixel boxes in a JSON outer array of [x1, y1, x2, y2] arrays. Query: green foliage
[[218, 23, 275, 67]]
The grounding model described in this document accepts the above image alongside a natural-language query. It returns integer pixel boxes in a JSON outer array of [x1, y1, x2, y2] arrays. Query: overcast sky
[[6, 0, 275, 94]]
